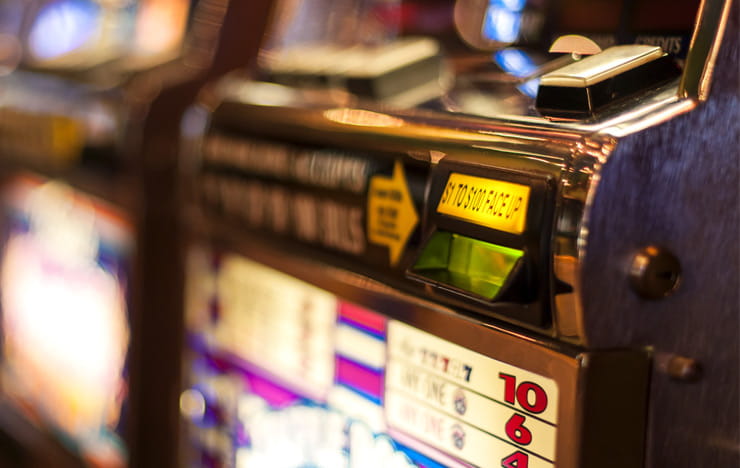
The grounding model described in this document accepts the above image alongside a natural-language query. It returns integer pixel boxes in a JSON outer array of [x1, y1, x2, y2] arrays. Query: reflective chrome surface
[[193, 0, 732, 346]]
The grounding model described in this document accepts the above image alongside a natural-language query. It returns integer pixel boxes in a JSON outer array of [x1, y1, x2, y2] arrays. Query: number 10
[[498, 373, 548, 414]]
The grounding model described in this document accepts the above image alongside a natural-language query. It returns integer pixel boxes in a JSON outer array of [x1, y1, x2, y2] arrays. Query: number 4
[[502, 451, 529, 468]]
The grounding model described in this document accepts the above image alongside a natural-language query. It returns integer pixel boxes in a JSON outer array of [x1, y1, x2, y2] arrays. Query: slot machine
[[0, 0, 273, 466], [180, 0, 738, 467]]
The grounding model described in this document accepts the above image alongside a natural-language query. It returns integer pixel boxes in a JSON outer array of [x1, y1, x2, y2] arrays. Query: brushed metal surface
[[580, 1, 739, 465]]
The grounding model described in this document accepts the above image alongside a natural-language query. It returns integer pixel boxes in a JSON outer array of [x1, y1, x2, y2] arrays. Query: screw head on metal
[[656, 353, 702, 382], [629, 246, 682, 299]]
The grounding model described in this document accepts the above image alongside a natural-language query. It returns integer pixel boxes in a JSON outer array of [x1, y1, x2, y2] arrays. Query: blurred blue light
[[517, 78, 540, 98], [482, 7, 521, 43], [29, 0, 100, 60], [494, 49, 537, 77], [490, 0, 527, 12]]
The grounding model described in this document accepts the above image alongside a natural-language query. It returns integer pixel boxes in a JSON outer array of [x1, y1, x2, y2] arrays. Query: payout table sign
[[386, 321, 558, 468]]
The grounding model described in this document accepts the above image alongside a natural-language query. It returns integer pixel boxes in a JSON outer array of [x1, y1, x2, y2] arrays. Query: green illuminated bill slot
[[411, 231, 523, 300]]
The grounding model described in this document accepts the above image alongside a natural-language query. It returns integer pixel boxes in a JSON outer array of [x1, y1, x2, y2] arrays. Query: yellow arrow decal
[[367, 161, 419, 266]]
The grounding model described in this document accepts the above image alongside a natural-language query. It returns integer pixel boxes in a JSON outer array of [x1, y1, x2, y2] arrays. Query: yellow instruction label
[[437, 173, 530, 234], [367, 161, 419, 266]]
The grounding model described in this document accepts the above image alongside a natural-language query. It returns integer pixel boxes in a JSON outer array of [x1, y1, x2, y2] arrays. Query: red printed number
[[502, 451, 529, 468], [498, 373, 548, 414], [505, 414, 532, 445]]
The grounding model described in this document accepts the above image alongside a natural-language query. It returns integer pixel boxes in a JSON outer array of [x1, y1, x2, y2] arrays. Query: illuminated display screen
[[183, 251, 559, 467], [481, 0, 528, 44], [0, 175, 132, 466], [28, 0, 101, 62], [130, 0, 190, 58], [437, 173, 530, 234], [23, 0, 190, 69]]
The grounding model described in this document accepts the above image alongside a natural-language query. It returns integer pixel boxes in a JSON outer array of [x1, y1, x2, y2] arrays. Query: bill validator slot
[[408, 158, 555, 328]]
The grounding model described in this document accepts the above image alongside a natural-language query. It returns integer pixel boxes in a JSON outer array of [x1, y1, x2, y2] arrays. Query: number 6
[[505, 413, 532, 445]]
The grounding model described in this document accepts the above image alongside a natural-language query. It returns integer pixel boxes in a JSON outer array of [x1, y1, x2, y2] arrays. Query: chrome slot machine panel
[[181, 243, 648, 468], [180, 0, 738, 467]]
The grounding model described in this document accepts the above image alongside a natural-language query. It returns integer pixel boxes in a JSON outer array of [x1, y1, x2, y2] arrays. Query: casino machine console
[[180, 0, 738, 467]]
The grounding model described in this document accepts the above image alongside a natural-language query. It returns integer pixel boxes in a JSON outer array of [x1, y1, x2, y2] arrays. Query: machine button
[[536, 44, 681, 117]]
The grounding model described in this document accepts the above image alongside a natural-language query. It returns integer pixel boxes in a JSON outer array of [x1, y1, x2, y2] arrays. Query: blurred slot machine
[[180, 0, 738, 467], [0, 0, 273, 466]]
